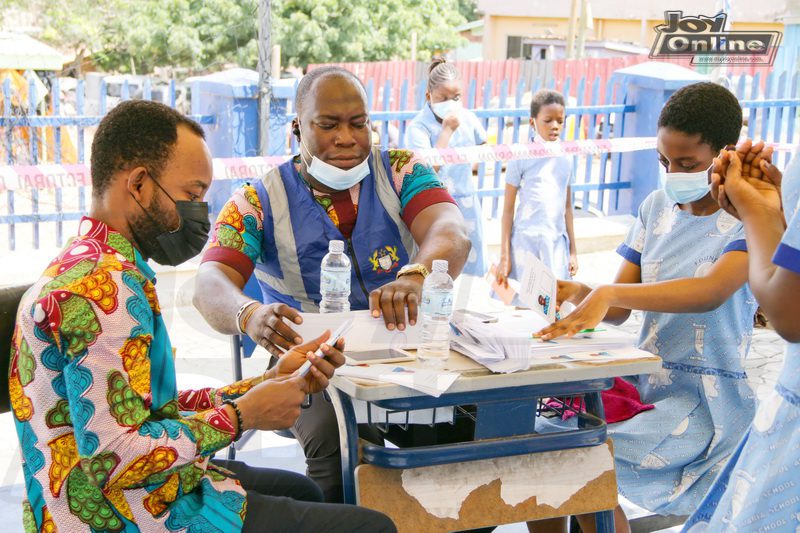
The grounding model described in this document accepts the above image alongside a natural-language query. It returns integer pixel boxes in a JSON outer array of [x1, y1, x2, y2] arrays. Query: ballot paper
[[294, 310, 421, 353], [487, 264, 521, 306], [528, 347, 655, 366], [336, 364, 460, 397], [450, 309, 549, 373], [517, 252, 558, 323], [450, 310, 643, 373]]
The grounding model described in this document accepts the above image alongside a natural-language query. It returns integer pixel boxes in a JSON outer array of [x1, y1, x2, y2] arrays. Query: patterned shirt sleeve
[[617, 192, 653, 266], [34, 266, 238, 492], [201, 184, 264, 281], [387, 149, 457, 227]]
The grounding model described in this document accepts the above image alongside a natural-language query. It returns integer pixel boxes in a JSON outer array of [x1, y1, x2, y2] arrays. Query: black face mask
[[130, 173, 211, 266]]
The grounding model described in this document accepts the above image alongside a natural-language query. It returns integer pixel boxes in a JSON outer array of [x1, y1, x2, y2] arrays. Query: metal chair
[[0, 284, 33, 415]]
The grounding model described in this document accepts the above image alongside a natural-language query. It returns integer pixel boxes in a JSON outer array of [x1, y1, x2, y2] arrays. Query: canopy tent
[[0, 32, 66, 71]]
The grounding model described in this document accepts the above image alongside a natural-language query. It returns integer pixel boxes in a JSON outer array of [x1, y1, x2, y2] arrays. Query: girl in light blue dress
[[684, 150, 800, 532], [535, 82, 757, 530], [496, 89, 577, 287], [405, 58, 488, 276]]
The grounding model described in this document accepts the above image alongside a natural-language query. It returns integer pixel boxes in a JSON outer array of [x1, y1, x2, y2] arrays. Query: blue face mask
[[660, 163, 713, 204]]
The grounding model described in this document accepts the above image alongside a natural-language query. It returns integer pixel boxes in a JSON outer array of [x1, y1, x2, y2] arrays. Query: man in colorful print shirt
[[10, 100, 395, 532]]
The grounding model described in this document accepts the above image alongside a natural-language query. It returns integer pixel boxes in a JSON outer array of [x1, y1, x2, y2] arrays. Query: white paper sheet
[[294, 309, 421, 353], [517, 253, 557, 323], [336, 364, 460, 397]]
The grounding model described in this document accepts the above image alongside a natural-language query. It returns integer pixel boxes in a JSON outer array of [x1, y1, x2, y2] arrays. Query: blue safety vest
[[251, 147, 418, 311]]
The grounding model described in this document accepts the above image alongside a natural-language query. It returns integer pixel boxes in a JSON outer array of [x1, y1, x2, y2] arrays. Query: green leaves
[[21, 0, 471, 72]]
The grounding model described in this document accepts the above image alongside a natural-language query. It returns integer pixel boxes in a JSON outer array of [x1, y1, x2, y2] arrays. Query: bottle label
[[321, 270, 351, 293], [422, 291, 453, 318]]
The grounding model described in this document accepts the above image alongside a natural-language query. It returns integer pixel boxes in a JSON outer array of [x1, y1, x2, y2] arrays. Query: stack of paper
[[450, 310, 644, 373], [450, 310, 550, 373], [336, 364, 460, 397]]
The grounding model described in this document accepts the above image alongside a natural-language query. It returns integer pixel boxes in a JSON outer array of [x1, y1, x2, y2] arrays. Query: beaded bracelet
[[222, 399, 244, 441]]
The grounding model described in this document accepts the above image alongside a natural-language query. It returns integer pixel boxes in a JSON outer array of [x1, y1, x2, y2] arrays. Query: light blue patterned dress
[[505, 142, 573, 280], [684, 153, 800, 532], [608, 189, 758, 516], [406, 104, 488, 276]]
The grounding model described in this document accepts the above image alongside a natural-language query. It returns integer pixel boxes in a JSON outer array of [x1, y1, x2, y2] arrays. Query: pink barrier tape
[[0, 138, 796, 193]]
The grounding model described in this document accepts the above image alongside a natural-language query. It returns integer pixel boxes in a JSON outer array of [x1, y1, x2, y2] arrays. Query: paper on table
[[450, 310, 547, 373], [336, 364, 459, 397], [529, 347, 656, 366], [517, 252, 557, 323], [294, 310, 421, 353]]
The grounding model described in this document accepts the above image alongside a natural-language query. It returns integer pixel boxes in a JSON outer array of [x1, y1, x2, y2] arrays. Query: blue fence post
[[53, 77, 63, 247], [613, 62, 708, 215], [3, 77, 14, 250], [76, 80, 87, 213], [28, 77, 39, 249]]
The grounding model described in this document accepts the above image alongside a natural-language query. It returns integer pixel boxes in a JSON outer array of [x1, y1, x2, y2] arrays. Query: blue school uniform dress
[[608, 189, 758, 516], [684, 153, 800, 532], [505, 138, 573, 280], [406, 104, 488, 276]]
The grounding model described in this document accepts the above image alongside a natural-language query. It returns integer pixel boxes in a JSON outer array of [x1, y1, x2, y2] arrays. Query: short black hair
[[295, 66, 366, 116], [91, 100, 204, 197], [530, 89, 565, 118], [658, 82, 742, 152]]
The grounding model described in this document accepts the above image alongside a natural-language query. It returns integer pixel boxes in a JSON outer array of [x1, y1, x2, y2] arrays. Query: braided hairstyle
[[427, 57, 460, 92]]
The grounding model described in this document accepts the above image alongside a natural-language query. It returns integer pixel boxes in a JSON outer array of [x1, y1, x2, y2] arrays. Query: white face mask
[[532, 119, 561, 144], [300, 137, 371, 191], [431, 99, 462, 119], [660, 163, 713, 204]]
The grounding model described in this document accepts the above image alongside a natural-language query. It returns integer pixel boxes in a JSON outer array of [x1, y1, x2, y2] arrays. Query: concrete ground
[[0, 212, 786, 532]]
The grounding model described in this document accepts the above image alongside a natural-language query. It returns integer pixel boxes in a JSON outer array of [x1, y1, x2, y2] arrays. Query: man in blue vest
[[194, 66, 471, 502]]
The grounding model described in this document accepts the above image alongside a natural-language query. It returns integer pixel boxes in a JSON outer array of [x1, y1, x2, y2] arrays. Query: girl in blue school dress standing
[[535, 82, 759, 531], [496, 89, 578, 288], [405, 58, 488, 276], [683, 149, 800, 532]]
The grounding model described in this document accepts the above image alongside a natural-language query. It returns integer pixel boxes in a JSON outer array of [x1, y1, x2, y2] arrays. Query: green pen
[[578, 328, 606, 334]]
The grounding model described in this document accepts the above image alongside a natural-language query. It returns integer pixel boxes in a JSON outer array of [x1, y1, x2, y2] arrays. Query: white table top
[[332, 348, 662, 402]]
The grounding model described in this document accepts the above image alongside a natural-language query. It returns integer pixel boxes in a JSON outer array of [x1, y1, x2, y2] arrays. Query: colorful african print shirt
[[11, 217, 262, 532], [203, 148, 452, 281]]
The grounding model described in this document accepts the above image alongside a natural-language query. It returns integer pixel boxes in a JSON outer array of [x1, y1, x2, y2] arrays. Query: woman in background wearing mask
[[405, 57, 488, 276], [495, 89, 577, 294], [532, 82, 762, 532]]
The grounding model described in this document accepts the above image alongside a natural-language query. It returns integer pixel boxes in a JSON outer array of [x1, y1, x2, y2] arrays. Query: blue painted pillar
[[190, 69, 296, 215], [775, 1, 800, 75], [613, 62, 708, 215]]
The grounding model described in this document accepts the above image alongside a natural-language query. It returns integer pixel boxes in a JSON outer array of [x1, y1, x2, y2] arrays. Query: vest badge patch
[[369, 245, 400, 273]]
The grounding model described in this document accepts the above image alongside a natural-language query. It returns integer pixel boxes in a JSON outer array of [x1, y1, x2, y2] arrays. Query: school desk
[[328, 346, 662, 533]]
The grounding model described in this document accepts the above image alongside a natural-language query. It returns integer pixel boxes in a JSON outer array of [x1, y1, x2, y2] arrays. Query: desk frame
[[330, 377, 618, 531]]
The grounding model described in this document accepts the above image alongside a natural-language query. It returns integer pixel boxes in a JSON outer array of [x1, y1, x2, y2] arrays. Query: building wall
[[483, 15, 786, 60]]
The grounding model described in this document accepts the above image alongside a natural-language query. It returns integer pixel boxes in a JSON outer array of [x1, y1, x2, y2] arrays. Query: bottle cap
[[432, 259, 448, 273], [329, 240, 345, 253]]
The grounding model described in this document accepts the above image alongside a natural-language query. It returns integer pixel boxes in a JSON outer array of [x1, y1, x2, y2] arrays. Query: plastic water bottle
[[418, 260, 454, 366], [320, 240, 351, 313]]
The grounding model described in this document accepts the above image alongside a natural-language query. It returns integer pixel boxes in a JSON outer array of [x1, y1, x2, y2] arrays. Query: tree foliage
[[7, 0, 469, 73]]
